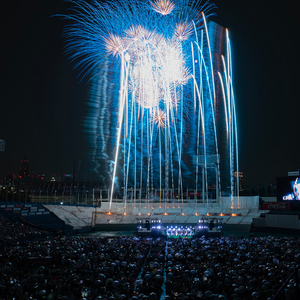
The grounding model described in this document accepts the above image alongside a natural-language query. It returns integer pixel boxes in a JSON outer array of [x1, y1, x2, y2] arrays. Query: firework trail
[[62, 0, 239, 212]]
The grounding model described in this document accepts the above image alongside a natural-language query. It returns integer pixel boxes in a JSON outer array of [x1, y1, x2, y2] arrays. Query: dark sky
[[0, 0, 299, 186]]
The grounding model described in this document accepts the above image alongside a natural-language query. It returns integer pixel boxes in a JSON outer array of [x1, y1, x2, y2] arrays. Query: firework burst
[[175, 21, 194, 41], [152, 109, 167, 128], [150, 0, 176, 15], [62, 0, 239, 212], [103, 33, 125, 56]]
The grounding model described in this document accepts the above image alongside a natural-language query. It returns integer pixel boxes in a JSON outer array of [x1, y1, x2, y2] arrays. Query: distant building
[[37, 171, 46, 181], [19, 148, 29, 178], [234, 172, 244, 191], [5, 174, 15, 186], [64, 174, 74, 182], [50, 174, 61, 182]]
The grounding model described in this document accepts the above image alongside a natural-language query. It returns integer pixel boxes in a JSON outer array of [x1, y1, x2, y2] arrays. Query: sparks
[[175, 21, 193, 41], [150, 0, 176, 15], [152, 109, 167, 128], [103, 33, 126, 56]]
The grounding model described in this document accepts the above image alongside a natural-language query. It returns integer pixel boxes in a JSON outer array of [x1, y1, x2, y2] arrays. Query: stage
[[44, 196, 265, 233]]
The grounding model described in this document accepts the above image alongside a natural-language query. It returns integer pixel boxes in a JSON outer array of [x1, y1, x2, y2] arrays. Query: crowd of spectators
[[1, 221, 300, 300], [163, 236, 300, 299], [0, 214, 46, 242]]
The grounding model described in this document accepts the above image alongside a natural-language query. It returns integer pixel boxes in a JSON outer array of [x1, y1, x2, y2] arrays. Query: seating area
[[0, 202, 72, 232], [44, 204, 95, 229], [1, 202, 47, 216]]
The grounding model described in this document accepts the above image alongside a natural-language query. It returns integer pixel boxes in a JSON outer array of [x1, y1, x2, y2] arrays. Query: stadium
[[1, 0, 300, 299]]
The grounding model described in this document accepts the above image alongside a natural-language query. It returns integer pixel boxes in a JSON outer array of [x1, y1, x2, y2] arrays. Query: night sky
[[0, 0, 299, 186]]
